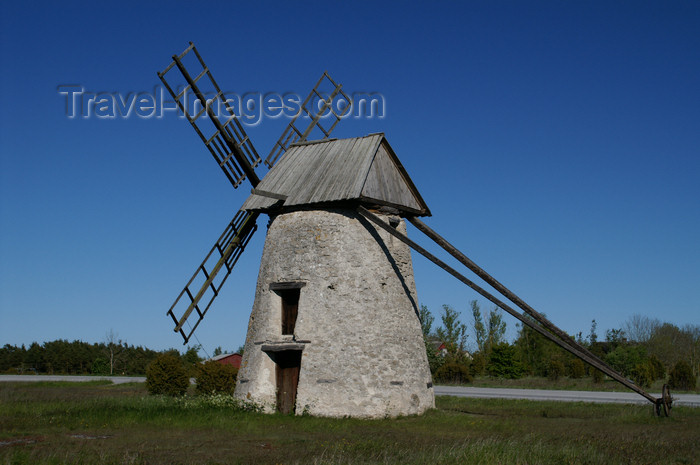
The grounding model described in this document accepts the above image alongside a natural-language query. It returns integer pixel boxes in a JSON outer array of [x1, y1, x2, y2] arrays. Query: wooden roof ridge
[[240, 133, 430, 216]]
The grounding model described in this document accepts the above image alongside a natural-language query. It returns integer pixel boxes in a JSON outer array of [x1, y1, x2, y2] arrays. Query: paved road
[[2, 376, 698, 407], [0, 375, 146, 384], [434, 385, 700, 407]]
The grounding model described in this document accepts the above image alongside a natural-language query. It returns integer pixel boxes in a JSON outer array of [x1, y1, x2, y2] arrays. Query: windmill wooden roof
[[241, 133, 431, 216]]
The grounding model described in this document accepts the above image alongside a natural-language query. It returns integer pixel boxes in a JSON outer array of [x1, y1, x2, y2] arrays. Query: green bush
[[434, 362, 472, 384], [487, 343, 523, 379], [469, 352, 486, 376], [647, 354, 665, 380], [592, 368, 604, 384], [196, 361, 238, 395], [569, 359, 586, 379], [631, 363, 652, 388], [425, 340, 445, 375], [90, 357, 109, 375], [547, 359, 565, 381], [668, 360, 696, 391], [604, 345, 647, 377], [146, 353, 189, 396]]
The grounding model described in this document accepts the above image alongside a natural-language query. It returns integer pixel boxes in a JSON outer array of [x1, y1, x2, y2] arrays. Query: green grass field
[[1, 381, 698, 465]]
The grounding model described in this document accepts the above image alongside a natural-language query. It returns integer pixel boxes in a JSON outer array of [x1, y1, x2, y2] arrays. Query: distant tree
[[547, 358, 565, 381], [646, 323, 691, 369], [514, 318, 559, 377], [592, 367, 604, 384], [436, 305, 468, 356], [418, 305, 445, 374], [470, 351, 486, 376], [683, 323, 700, 377], [471, 300, 486, 353], [487, 343, 523, 379], [569, 359, 586, 379], [604, 345, 647, 378], [647, 354, 665, 380], [605, 328, 626, 350], [630, 363, 652, 388], [236, 345, 245, 355], [182, 345, 202, 377], [668, 360, 696, 391], [105, 329, 123, 375], [213, 346, 223, 357], [425, 338, 445, 374], [624, 314, 661, 344], [486, 308, 507, 350], [0, 344, 26, 373], [91, 357, 110, 375], [587, 320, 598, 345], [419, 304, 434, 340], [471, 300, 506, 356]]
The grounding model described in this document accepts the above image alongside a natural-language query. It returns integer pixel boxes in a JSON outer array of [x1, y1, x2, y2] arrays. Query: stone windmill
[[158, 43, 434, 417], [158, 43, 673, 418]]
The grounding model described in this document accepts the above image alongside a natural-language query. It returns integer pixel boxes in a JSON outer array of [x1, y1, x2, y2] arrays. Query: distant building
[[431, 341, 448, 357], [207, 353, 242, 369]]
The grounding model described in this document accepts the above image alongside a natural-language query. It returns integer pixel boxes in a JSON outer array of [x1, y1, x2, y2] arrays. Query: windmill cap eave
[[241, 134, 431, 216]]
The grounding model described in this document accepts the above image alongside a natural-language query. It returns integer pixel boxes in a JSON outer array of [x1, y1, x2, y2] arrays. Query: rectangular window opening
[[280, 288, 300, 336]]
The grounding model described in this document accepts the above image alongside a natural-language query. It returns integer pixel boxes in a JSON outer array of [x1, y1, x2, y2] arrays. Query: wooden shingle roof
[[241, 134, 430, 216]]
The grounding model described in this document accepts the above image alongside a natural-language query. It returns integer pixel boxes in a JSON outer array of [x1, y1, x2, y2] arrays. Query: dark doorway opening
[[280, 288, 300, 335], [275, 350, 302, 414]]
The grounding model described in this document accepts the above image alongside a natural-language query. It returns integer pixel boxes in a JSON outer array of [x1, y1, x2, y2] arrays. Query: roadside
[[2, 374, 698, 407], [434, 385, 700, 407], [0, 375, 145, 384]]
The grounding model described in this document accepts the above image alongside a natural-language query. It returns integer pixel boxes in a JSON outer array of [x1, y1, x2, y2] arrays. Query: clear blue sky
[[1, 1, 698, 354]]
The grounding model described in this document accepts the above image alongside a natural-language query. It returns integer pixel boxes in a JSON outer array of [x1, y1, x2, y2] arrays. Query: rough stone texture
[[234, 208, 435, 418]]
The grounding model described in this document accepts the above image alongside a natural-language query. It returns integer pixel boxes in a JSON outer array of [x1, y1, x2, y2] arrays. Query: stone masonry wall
[[234, 208, 435, 418]]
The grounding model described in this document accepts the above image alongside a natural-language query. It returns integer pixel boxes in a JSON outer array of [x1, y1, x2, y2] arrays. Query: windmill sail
[[158, 42, 261, 188], [265, 72, 351, 168], [167, 210, 258, 344]]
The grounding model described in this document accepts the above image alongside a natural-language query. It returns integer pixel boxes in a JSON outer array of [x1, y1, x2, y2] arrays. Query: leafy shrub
[[647, 354, 665, 380], [196, 361, 238, 395], [631, 363, 652, 388], [91, 357, 109, 375], [592, 368, 604, 384], [547, 359, 565, 381], [434, 362, 472, 384], [425, 340, 445, 375], [604, 345, 647, 377], [569, 359, 586, 379], [146, 353, 189, 396], [469, 352, 486, 376], [668, 360, 696, 391]]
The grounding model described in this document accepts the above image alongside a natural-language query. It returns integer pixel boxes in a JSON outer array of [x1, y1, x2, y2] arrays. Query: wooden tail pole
[[357, 207, 659, 406]]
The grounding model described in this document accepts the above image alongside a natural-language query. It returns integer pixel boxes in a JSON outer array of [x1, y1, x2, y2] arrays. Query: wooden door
[[275, 350, 302, 414]]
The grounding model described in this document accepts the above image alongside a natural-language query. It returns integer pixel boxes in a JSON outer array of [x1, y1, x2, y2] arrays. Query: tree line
[[421, 301, 699, 389], [0, 338, 204, 376]]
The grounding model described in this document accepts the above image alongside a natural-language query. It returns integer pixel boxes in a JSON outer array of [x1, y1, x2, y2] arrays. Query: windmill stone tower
[[235, 134, 434, 417]]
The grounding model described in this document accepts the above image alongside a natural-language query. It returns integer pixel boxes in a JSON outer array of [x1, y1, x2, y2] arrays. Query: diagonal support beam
[[407, 217, 609, 372], [357, 206, 660, 406]]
